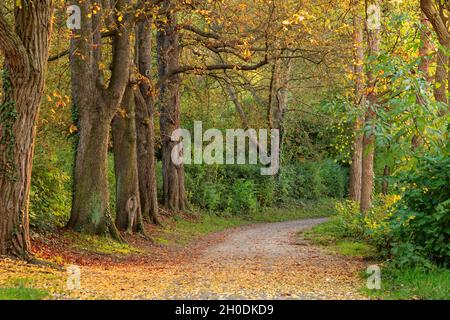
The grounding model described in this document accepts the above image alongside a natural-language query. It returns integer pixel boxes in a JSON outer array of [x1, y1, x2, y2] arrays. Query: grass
[[252, 198, 337, 222], [0, 279, 49, 300], [365, 266, 450, 300], [65, 232, 143, 255], [301, 218, 379, 259], [302, 218, 450, 300]]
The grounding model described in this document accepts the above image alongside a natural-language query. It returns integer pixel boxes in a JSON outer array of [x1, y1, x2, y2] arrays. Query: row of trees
[[0, 0, 328, 258]]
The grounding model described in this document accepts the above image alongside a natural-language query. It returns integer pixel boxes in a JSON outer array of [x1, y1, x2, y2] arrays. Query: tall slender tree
[[360, 0, 381, 213], [349, 0, 365, 202]]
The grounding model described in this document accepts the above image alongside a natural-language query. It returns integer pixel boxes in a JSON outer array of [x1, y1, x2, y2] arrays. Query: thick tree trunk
[[68, 109, 111, 233], [135, 17, 160, 223], [349, 0, 365, 202], [112, 84, 145, 232], [360, 0, 381, 213], [68, 0, 131, 238], [0, 1, 53, 258], [156, 0, 186, 212]]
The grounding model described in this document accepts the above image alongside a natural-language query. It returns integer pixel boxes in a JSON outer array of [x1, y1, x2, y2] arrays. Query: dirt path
[[67, 219, 369, 300]]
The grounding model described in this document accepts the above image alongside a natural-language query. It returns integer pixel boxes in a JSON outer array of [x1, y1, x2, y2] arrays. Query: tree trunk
[[412, 14, 433, 149], [68, 0, 131, 238], [112, 84, 145, 232], [381, 165, 390, 196], [349, 0, 365, 202], [156, 0, 186, 212], [135, 17, 160, 223], [0, 1, 53, 258], [434, 48, 448, 104], [420, 0, 450, 112], [360, 0, 381, 213], [68, 108, 111, 233]]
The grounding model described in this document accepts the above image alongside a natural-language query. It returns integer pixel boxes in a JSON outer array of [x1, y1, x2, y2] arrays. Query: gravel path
[[12, 218, 368, 300]]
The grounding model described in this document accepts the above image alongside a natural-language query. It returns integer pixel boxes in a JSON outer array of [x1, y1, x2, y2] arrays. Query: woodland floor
[[0, 218, 370, 300]]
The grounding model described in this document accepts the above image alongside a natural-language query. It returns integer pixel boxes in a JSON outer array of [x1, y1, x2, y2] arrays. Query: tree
[[156, 0, 187, 211], [420, 0, 450, 108], [349, 0, 365, 202], [67, 0, 132, 238], [112, 81, 145, 233], [0, 0, 54, 258], [135, 13, 161, 223], [360, 0, 381, 213]]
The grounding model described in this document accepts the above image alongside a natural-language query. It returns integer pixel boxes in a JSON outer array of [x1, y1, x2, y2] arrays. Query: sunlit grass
[[365, 266, 450, 300], [0, 279, 49, 300]]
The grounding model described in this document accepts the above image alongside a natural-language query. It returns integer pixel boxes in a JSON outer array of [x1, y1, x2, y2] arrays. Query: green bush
[[333, 195, 399, 256], [390, 154, 450, 268], [29, 146, 72, 230], [319, 159, 347, 198], [224, 179, 258, 215]]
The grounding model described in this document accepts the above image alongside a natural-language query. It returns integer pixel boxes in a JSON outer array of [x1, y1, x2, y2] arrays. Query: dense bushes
[[389, 154, 450, 268], [333, 196, 399, 255], [29, 145, 72, 230], [331, 153, 450, 268], [184, 160, 348, 215]]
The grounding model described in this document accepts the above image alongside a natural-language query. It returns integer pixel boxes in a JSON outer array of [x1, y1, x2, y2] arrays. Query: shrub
[[390, 154, 450, 267], [29, 147, 72, 230], [319, 159, 347, 198], [224, 179, 258, 215], [334, 195, 400, 254]]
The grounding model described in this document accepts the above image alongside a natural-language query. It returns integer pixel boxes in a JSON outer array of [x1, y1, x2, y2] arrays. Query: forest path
[[70, 218, 369, 299]]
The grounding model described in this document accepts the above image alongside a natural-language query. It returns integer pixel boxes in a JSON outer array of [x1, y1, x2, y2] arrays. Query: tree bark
[[112, 84, 145, 232], [68, 0, 132, 237], [381, 165, 390, 196], [156, 0, 186, 212], [360, 0, 381, 213], [434, 48, 448, 104], [0, 1, 53, 258], [349, 0, 365, 202], [412, 14, 433, 150], [421, 0, 450, 112], [135, 17, 161, 223]]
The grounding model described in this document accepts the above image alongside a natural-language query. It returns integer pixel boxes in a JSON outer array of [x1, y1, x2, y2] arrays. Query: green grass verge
[[0, 279, 49, 300], [302, 218, 450, 300], [65, 232, 143, 255], [301, 218, 378, 259], [365, 266, 450, 300]]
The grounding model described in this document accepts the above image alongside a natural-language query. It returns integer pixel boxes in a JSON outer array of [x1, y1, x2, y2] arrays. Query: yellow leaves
[[117, 107, 128, 118], [69, 124, 78, 134], [243, 48, 252, 60]]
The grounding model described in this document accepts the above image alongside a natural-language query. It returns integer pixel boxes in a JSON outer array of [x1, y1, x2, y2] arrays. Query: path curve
[[70, 219, 369, 299]]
